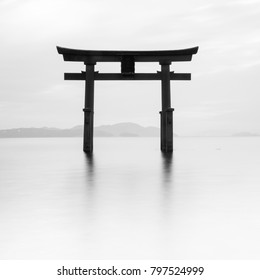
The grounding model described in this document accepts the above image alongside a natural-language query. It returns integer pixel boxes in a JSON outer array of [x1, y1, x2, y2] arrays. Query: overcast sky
[[0, 0, 260, 135]]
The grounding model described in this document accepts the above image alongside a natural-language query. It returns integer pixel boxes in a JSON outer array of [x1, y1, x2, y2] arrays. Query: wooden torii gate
[[57, 46, 198, 153]]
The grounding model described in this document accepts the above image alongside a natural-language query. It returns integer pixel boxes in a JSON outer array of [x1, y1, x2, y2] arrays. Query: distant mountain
[[0, 123, 173, 138], [232, 132, 260, 137], [2, 125, 259, 138], [0, 127, 83, 138], [94, 122, 160, 137]]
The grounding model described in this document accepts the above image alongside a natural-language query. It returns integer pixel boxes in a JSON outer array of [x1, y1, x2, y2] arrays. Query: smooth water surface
[[0, 137, 260, 259]]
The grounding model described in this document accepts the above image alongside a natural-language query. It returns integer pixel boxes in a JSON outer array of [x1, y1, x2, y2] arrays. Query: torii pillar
[[57, 46, 199, 154], [160, 62, 174, 152], [83, 63, 95, 153]]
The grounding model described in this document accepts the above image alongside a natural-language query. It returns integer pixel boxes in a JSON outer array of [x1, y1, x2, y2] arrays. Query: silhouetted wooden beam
[[171, 73, 191, 80], [64, 73, 85, 80], [57, 46, 199, 57], [64, 72, 191, 81], [62, 54, 193, 63], [57, 46, 199, 63]]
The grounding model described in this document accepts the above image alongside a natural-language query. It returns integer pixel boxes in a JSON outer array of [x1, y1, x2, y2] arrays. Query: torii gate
[[57, 46, 198, 153]]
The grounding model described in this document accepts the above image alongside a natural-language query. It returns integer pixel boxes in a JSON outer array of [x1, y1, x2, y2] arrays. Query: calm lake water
[[0, 137, 260, 259]]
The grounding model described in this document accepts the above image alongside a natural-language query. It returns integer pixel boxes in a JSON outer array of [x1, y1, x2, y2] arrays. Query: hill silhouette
[[0, 123, 175, 138]]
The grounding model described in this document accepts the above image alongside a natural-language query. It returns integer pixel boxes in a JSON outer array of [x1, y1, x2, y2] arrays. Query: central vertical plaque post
[[160, 62, 174, 153], [83, 63, 95, 153]]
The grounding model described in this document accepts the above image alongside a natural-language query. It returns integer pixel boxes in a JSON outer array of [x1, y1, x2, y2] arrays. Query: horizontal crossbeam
[[64, 72, 191, 81]]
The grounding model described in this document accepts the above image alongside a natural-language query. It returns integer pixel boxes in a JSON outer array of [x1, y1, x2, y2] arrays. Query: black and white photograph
[[0, 0, 260, 267]]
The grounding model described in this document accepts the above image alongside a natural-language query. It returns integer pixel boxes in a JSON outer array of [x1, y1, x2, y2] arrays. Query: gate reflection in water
[[0, 137, 260, 259]]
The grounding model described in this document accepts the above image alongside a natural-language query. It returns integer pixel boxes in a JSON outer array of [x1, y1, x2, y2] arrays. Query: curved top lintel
[[57, 46, 198, 56]]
